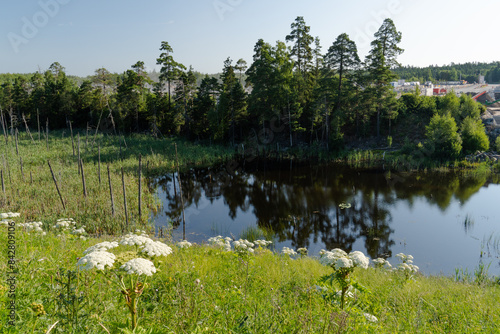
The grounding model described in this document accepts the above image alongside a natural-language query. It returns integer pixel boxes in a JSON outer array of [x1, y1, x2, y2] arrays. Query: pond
[[152, 159, 500, 276]]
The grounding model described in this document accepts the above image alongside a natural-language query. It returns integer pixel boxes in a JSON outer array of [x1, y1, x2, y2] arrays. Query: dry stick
[[30, 170, 32, 184], [1, 169, 4, 195], [19, 156, 24, 181], [98, 145, 101, 185], [121, 167, 128, 231], [80, 158, 87, 197], [77, 133, 81, 175], [37, 108, 40, 141], [107, 165, 115, 217], [14, 129, 19, 156], [0, 109, 7, 144], [48, 161, 66, 210], [174, 143, 186, 240], [91, 110, 103, 149], [86, 122, 89, 151], [138, 154, 142, 220], [5, 153, 11, 185], [69, 121, 75, 157], [46, 119, 49, 150], [22, 114, 34, 143]]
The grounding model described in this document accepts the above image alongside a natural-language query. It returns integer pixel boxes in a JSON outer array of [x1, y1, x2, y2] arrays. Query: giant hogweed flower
[[319, 248, 370, 309], [84, 241, 119, 254], [77, 251, 116, 271], [120, 258, 156, 276], [120, 233, 152, 247], [140, 240, 173, 257]]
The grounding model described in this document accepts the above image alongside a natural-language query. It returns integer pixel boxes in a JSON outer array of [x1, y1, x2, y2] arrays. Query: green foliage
[[496, 136, 500, 152], [425, 113, 462, 159], [460, 116, 489, 154], [3, 230, 500, 333]]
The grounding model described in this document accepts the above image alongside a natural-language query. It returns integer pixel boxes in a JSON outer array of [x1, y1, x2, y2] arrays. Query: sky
[[1, 0, 500, 77]]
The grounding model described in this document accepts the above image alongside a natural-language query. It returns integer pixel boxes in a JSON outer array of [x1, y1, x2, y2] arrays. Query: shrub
[[460, 117, 489, 154], [425, 113, 462, 160], [496, 136, 500, 152]]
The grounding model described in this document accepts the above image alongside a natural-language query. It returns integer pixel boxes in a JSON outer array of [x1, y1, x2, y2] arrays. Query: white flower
[[0, 220, 9, 226], [54, 218, 76, 230], [84, 241, 119, 254], [19, 221, 44, 233], [373, 258, 392, 269], [120, 233, 152, 246], [177, 240, 192, 248], [363, 313, 378, 323], [208, 236, 231, 251], [120, 258, 156, 276], [254, 239, 272, 247], [348, 251, 369, 269], [335, 257, 353, 269], [140, 240, 173, 257], [319, 249, 347, 267], [282, 247, 297, 256], [77, 251, 115, 271], [297, 247, 308, 256], [80, 236, 86, 241], [1, 212, 20, 218]]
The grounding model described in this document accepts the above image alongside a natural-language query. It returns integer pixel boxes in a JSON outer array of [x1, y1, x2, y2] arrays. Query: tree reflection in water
[[151, 160, 493, 260]]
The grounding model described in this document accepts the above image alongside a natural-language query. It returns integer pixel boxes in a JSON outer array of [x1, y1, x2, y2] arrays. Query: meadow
[[1, 228, 500, 333], [1, 131, 500, 333]]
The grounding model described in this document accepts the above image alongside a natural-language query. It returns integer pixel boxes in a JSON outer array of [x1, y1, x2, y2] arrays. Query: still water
[[153, 160, 500, 276]]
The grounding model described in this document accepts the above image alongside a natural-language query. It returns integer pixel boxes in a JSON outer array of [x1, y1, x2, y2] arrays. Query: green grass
[[1, 229, 500, 333], [0, 130, 233, 235]]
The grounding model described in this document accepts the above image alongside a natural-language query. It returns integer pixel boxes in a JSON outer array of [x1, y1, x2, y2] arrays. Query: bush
[[425, 114, 462, 160], [460, 117, 489, 154], [496, 136, 500, 152]]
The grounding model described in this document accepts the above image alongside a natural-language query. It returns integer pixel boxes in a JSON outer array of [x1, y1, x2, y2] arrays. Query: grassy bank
[[1, 228, 499, 333], [0, 130, 234, 235]]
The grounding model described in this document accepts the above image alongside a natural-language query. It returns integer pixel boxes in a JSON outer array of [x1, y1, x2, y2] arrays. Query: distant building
[[479, 75, 485, 84]]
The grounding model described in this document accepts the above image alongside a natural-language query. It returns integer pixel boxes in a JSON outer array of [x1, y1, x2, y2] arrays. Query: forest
[[0, 17, 493, 158]]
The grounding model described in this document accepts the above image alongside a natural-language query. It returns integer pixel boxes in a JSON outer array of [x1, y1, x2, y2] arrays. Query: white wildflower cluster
[[54, 218, 76, 229], [120, 258, 156, 276], [208, 235, 232, 251], [254, 239, 272, 248], [77, 251, 116, 271], [338, 203, 351, 210], [363, 312, 378, 323], [177, 240, 193, 249], [282, 247, 297, 256], [71, 227, 86, 235], [19, 221, 45, 235], [233, 239, 255, 255], [1, 212, 20, 219], [395, 253, 419, 275], [372, 257, 392, 269], [84, 241, 119, 254], [140, 240, 173, 257], [319, 248, 370, 270], [120, 233, 152, 246], [297, 247, 308, 256]]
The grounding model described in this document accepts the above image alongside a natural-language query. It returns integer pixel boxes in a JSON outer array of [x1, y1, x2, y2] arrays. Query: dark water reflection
[[153, 161, 500, 276]]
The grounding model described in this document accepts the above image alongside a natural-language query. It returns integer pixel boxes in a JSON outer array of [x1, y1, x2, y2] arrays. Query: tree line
[[0, 17, 492, 157]]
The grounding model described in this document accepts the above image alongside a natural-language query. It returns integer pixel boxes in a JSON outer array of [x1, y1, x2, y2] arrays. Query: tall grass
[[0, 130, 233, 235], [1, 230, 500, 333]]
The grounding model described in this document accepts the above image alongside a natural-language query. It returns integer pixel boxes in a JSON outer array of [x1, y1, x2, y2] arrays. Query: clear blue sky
[[1, 0, 499, 77]]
